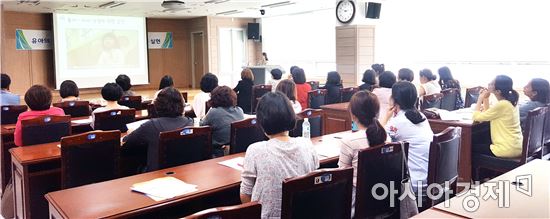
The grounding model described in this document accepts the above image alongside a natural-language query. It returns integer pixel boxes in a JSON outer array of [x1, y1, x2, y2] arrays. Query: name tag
[[87, 134, 96, 140], [314, 173, 333, 185], [381, 146, 394, 154], [180, 128, 193, 135]]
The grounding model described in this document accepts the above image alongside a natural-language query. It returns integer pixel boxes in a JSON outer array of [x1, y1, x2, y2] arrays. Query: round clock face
[[336, 0, 355, 24]]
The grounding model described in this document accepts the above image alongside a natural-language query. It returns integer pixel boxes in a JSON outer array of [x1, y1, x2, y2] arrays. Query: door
[[191, 32, 205, 88], [218, 28, 247, 87]]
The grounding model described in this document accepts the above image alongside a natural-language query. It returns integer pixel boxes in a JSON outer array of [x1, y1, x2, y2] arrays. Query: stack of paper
[[131, 176, 198, 201], [218, 157, 245, 171]]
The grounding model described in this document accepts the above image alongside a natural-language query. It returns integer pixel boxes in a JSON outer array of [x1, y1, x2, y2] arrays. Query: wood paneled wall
[[335, 25, 375, 87]]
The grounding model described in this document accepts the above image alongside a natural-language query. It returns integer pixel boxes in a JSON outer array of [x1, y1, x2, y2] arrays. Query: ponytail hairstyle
[[494, 75, 519, 106], [419, 69, 437, 81], [349, 91, 387, 146], [391, 81, 426, 124]]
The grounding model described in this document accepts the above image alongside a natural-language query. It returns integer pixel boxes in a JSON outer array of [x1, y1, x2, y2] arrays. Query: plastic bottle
[[302, 118, 311, 139]]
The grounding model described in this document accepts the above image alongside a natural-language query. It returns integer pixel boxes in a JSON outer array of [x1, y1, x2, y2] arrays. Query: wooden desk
[[434, 159, 550, 218], [44, 132, 351, 219], [0, 110, 149, 193], [320, 102, 351, 134]]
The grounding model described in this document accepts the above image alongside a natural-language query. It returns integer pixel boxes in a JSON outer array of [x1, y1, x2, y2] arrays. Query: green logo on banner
[[16, 29, 33, 50]]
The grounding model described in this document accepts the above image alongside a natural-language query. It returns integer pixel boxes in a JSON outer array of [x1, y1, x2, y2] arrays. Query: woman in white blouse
[[418, 69, 441, 96], [192, 73, 218, 119], [381, 81, 433, 192]]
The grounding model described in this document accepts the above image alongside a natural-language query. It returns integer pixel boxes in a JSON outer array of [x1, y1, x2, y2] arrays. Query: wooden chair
[[340, 87, 358, 103], [307, 89, 328, 109], [281, 168, 353, 219], [422, 127, 462, 209], [420, 93, 443, 110], [251, 84, 272, 113], [307, 81, 320, 90], [290, 109, 323, 137], [118, 96, 143, 110], [158, 126, 212, 170], [60, 130, 120, 189], [93, 109, 136, 132], [0, 105, 27, 124], [184, 202, 261, 219], [464, 86, 484, 108], [472, 107, 547, 179], [355, 142, 409, 218], [21, 115, 71, 146], [542, 105, 550, 160], [440, 88, 460, 111], [229, 118, 268, 154], [181, 92, 188, 103], [53, 100, 91, 117]]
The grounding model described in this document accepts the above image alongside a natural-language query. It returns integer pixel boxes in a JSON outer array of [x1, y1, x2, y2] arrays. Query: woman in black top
[[321, 71, 343, 104], [234, 68, 254, 113], [122, 87, 192, 172], [359, 69, 377, 91], [438, 66, 464, 109]]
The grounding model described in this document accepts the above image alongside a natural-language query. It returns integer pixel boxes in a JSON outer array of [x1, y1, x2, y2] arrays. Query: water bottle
[[351, 121, 359, 132], [302, 118, 311, 139]]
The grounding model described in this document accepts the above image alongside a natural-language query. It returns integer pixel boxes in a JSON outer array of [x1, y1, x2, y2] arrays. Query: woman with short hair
[[320, 71, 343, 104], [359, 69, 377, 91], [291, 67, 311, 109], [91, 83, 129, 129], [59, 80, 80, 102], [123, 87, 193, 172], [372, 71, 396, 118], [519, 78, 549, 127], [240, 92, 319, 218], [193, 73, 218, 119], [115, 74, 136, 96], [234, 68, 254, 114]]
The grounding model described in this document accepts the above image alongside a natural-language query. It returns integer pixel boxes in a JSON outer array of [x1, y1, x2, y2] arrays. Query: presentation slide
[[54, 14, 149, 88]]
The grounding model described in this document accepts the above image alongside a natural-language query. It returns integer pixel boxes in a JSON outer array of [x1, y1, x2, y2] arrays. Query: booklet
[[130, 176, 198, 201], [218, 157, 245, 172]]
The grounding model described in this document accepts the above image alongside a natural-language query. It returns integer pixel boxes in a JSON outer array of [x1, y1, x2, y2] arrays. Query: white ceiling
[[2, 0, 335, 19]]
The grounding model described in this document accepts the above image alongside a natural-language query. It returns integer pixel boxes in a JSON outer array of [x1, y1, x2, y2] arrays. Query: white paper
[[72, 117, 92, 124], [438, 109, 462, 121], [126, 119, 150, 131], [131, 176, 198, 201], [315, 145, 340, 158], [218, 157, 245, 171]]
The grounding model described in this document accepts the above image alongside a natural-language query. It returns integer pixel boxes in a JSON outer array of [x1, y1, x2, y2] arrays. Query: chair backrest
[[0, 105, 28, 124], [290, 109, 323, 138], [53, 101, 91, 117], [520, 106, 547, 162], [184, 202, 262, 219], [340, 87, 358, 103], [21, 115, 71, 146], [464, 86, 484, 108], [146, 104, 158, 119], [307, 89, 327, 109], [181, 92, 188, 103], [426, 127, 462, 207], [93, 109, 136, 132], [251, 84, 272, 113], [60, 130, 120, 189], [158, 126, 212, 169], [355, 142, 408, 218], [307, 81, 320, 90], [118, 96, 142, 109], [229, 118, 268, 154], [543, 105, 550, 145], [420, 93, 444, 110], [440, 88, 460, 111], [281, 168, 353, 219], [422, 109, 441, 120]]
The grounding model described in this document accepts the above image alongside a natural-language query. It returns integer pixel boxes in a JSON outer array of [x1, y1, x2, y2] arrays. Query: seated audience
[[14, 85, 65, 146], [359, 69, 377, 91], [371, 63, 385, 77], [193, 73, 218, 119], [472, 75, 523, 158], [59, 80, 80, 102], [418, 69, 441, 96], [398, 68, 415, 82], [201, 86, 244, 157], [291, 67, 311, 109], [320, 71, 343, 104], [276, 79, 302, 113], [381, 81, 432, 192], [234, 68, 254, 114], [153, 75, 174, 101], [268, 68, 283, 92], [0, 73, 20, 105], [372, 71, 396, 118], [519, 78, 549, 128], [438, 66, 464, 108], [240, 92, 319, 218], [91, 83, 129, 129], [116, 74, 136, 97], [338, 90, 387, 215], [123, 87, 193, 172]]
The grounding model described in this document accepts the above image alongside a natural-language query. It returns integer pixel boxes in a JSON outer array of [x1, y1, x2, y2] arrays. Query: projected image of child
[[97, 33, 125, 66]]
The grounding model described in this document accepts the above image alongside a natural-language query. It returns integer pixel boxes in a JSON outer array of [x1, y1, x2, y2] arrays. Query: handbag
[[399, 142, 419, 219]]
